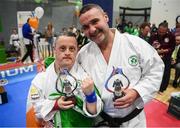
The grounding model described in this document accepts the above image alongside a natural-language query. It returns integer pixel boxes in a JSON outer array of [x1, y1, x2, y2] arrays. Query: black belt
[[12, 39, 19, 41], [98, 108, 143, 127]]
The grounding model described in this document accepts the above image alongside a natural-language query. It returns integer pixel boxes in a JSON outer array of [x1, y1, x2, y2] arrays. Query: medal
[[164, 37, 169, 43]]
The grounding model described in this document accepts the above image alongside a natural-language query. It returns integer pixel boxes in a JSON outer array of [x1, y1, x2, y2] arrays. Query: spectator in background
[[9, 28, 21, 58], [171, 28, 180, 88], [149, 20, 176, 93], [76, 29, 89, 49], [67, 26, 74, 33], [139, 22, 151, 42], [33, 30, 41, 62], [115, 17, 123, 33], [60, 27, 68, 35], [171, 22, 180, 35], [72, 25, 77, 34], [45, 22, 54, 57], [124, 21, 134, 35], [133, 24, 140, 36], [21, 18, 34, 63], [150, 23, 158, 35], [176, 23, 180, 28], [124, 21, 139, 36]]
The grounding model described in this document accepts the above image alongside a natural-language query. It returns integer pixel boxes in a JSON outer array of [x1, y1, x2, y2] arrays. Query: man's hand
[[81, 77, 97, 114], [57, 96, 74, 110], [113, 88, 140, 109], [81, 77, 94, 95], [158, 49, 169, 54]]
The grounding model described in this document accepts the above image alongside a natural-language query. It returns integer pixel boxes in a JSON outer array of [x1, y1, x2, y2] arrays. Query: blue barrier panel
[[0, 64, 37, 85]]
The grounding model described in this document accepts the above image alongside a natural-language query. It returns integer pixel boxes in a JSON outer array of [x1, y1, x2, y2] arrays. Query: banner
[[0, 64, 37, 86]]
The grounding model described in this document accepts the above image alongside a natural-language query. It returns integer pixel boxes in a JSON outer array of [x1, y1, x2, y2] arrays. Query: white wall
[[113, 0, 152, 27], [150, 0, 180, 29]]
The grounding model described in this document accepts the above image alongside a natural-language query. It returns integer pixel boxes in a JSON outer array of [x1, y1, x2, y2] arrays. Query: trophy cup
[[55, 69, 78, 104], [104, 67, 130, 102], [113, 79, 125, 101]]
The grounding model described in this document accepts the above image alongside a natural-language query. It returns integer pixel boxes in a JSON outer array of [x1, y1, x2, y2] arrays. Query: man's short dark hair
[[140, 22, 150, 29], [79, 4, 104, 17], [54, 31, 77, 47]]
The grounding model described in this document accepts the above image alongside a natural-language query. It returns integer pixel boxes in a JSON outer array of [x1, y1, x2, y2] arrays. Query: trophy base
[[65, 96, 76, 105], [113, 92, 125, 101]]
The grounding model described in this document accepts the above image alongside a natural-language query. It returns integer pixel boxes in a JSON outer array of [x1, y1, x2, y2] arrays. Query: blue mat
[[0, 64, 37, 127], [0, 79, 32, 127]]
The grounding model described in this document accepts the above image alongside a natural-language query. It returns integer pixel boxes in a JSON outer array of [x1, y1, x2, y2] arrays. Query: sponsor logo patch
[[128, 55, 138, 66], [30, 86, 40, 99]]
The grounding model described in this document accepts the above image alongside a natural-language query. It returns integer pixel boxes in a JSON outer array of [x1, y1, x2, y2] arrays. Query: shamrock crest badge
[[128, 55, 138, 66]]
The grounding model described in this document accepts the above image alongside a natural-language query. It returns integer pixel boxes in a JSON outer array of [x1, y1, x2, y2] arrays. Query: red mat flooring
[[0, 62, 24, 70], [0, 61, 44, 72], [145, 99, 180, 127]]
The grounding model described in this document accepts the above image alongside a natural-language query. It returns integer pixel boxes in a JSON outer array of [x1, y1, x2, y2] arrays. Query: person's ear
[[104, 13, 109, 22]]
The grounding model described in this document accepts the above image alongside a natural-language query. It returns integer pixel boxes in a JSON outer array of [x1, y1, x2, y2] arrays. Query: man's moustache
[[63, 57, 71, 59], [90, 29, 103, 37]]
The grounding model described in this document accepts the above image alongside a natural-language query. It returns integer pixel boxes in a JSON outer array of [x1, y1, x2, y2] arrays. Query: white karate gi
[[9, 33, 20, 51], [76, 29, 164, 127], [27, 62, 102, 127], [33, 33, 40, 62]]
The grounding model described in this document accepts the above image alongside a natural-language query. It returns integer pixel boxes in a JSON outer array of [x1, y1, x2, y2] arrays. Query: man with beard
[[76, 4, 164, 127]]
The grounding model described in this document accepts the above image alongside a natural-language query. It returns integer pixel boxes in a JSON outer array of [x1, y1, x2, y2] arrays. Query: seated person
[[171, 29, 180, 87]]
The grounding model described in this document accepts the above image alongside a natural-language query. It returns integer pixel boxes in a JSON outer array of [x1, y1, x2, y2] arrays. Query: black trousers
[[22, 44, 34, 63], [174, 63, 180, 83], [159, 56, 171, 92]]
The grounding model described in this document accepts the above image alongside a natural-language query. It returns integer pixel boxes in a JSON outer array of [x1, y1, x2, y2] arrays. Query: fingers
[[81, 77, 93, 88], [113, 89, 139, 108], [57, 96, 74, 110], [81, 77, 94, 95], [113, 95, 132, 108], [114, 102, 131, 109]]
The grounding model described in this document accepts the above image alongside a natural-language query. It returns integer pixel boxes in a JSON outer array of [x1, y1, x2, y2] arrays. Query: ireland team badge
[[128, 55, 138, 66]]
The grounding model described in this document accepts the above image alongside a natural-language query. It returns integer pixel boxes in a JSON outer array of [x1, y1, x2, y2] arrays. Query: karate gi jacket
[[27, 62, 102, 127], [76, 29, 164, 127]]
